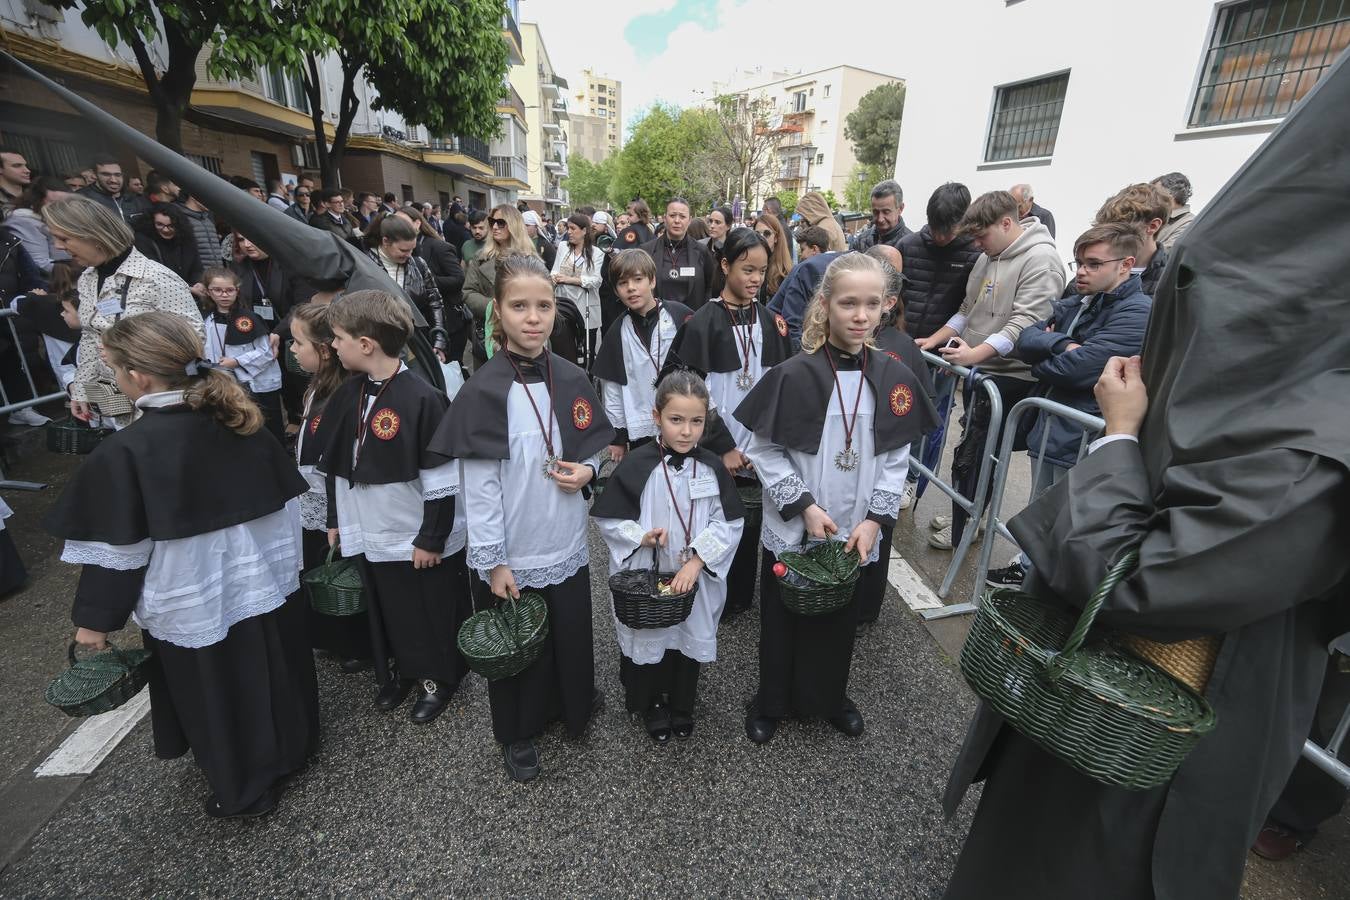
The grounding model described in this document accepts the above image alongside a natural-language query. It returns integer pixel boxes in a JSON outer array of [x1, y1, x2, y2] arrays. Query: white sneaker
[[8, 407, 51, 426], [899, 482, 916, 510], [930, 515, 951, 531], [927, 521, 984, 551]]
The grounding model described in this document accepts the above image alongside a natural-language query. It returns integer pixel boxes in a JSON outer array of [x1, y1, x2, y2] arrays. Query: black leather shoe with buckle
[[410, 679, 453, 724], [374, 677, 415, 711], [644, 702, 672, 744]]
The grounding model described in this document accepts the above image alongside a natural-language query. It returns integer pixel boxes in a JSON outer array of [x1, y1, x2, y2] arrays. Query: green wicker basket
[[458, 592, 550, 681], [775, 540, 861, 616], [959, 550, 1219, 790], [45, 641, 152, 717], [737, 483, 762, 530], [303, 543, 367, 616], [46, 416, 106, 455]]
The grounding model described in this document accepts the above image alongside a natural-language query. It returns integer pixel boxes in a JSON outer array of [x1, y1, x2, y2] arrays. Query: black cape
[[732, 344, 937, 455], [591, 300, 693, 385], [873, 325, 936, 401], [429, 351, 614, 461], [296, 394, 329, 468], [207, 309, 270, 346], [589, 441, 745, 523], [666, 299, 793, 375], [319, 371, 450, 485], [46, 405, 308, 544]]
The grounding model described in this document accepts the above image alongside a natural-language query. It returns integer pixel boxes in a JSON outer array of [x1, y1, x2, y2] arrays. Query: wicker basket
[[458, 592, 550, 681], [46, 416, 106, 455], [303, 543, 367, 616], [737, 483, 762, 530], [609, 548, 698, 629], [45, 641, 152, 718], [959, 550, 1218, 790], [775, 540, 861, 616]]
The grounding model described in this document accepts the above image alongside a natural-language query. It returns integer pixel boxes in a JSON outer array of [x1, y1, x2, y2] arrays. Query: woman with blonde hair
[[462, 204, 537, 364], [46, 310, 316, 818], [752, 213, 792, 299], [43, 195, 205, 427]]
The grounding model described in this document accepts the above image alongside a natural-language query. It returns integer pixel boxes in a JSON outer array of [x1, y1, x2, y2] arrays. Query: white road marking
[[888, 557, 943, 611], [34, 688, 150, 777]]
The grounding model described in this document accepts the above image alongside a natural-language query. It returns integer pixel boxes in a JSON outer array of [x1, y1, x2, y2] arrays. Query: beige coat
[[795, 192, 847, 252]]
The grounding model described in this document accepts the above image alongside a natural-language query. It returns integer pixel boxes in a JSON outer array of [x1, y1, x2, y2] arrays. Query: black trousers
[[620, 650, 701, 715], [755, 550, 864, 719], [723, 476, 761, 617], [359, 551, 471, 686], [856, 522, 895, 624], [301, 528, 373, 661], [951, 374, 1036, 547], [481, 566, 595, 745], [1269, 659, 1350, 834]]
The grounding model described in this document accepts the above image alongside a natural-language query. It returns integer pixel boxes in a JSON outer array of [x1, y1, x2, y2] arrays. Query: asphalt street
[[0, 424, 1345, 898]]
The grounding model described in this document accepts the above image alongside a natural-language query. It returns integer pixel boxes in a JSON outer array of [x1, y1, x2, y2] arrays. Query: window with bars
[[1190, 0, 1348, 127], [984, 72, 1069, 162], [187, 154, 223, 175]]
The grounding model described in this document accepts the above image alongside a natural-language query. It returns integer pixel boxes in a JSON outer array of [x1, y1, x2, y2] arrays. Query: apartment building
[[573, 69, 622, 156], [509, 21, 569, 215]]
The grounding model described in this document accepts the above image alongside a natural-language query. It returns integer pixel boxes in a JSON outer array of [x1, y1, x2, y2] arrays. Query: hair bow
[[184, 357, 224, 377]]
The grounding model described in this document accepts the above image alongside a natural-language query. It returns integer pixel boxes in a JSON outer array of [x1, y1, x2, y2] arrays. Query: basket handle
[[1046, 548, 1140, 682], [325, 541, 340, 565], [67, 639, 133, 671]]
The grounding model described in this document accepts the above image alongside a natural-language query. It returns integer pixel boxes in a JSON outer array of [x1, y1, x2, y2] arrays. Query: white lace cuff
[[766, 474, 808, 512], [760, 526, 801, 556], [690, 532, 731, 569], [617, 520, 647, 549], [423, 484, 461, 501], [480, 544, 590, 589], [467, 541, 507, 571], [868, 489, 903, 519], [420, 462, 460, 497], [62, 539, 153, 570]]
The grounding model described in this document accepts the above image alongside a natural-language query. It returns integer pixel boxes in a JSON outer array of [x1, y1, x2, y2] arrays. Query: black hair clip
[[184, 357, 224, 377]]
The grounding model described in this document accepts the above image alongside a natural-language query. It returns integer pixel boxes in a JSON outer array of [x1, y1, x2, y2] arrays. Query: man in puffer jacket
[[983, 222, 1152, 586], [898, 183, 982, 341]]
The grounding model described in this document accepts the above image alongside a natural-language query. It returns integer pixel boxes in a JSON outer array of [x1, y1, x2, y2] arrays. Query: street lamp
[[800, 142, 816, 195]]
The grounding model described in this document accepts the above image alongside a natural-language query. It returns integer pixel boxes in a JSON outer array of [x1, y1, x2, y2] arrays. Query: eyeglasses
[[755, 229, 773, 239], [155, 222, 176, 231], [1069, 257, 1128, 272], [489, 217, 508, 228], [296, 191, 310, 198], [207, 286, 239, 295]]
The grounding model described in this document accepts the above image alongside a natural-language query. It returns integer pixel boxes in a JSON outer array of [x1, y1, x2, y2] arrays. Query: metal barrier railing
[[910, 351, 1002, 620], [978, 394, 1350, 786], [0, 308, 64, 491]]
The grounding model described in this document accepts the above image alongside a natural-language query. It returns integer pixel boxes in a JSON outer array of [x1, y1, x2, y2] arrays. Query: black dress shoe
[[410, 679, 454, 724], [339, 657, 372, 674], [204, 789, 277, 819], [828, 699, 865, 737], [374, 677, 415, 711], [503, 740, 541, 783], [671, 710, 694, 739], [745, 714, 778, 744], [644, 702, 672, 744]]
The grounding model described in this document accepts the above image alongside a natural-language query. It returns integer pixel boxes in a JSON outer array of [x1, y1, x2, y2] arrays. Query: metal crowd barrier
[[910, 351, 1002, 619], [977, 394, 1350, 786], [0, 308, 64, 491]]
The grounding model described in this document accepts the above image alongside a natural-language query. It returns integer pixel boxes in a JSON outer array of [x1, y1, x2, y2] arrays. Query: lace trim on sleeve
[[423, 484, 461, 501], [868, 489, 903, 519], [62, 539, 153, 570], [618, 520, 647, 548], [467, 541, 507, 572], [766, 473, 808, 512]]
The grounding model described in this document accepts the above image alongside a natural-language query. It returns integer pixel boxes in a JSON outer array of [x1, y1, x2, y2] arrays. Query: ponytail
[[183, 367, 264, 435]]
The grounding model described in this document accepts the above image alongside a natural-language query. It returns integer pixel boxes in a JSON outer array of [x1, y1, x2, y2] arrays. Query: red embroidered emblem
[[624, 231, 636, 243], [774, 313, 788, 337], [889, 384, 914, 417], [572, 397, 593, 430], [884, 350, 901, 362], [309, 414, 322, 435], [371, 408, 400, 440], [235, 316, 254, 334]]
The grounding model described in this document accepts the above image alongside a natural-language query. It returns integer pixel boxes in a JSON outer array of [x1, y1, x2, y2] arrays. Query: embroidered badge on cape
[[889, 384, 914, 417], [371, 408, 401, 440], [624, 231, 637, 243], [572, 397, 593, 430], [884, 350, 901, 362], [235, 316, 254, 334], [774, 313, 789, 337], [309, 414, 322, 435]]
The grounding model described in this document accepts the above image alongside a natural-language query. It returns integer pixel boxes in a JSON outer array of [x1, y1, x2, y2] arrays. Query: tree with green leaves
[[771, 190, 799, 217], [60, 0, 277, 152], [562, 153, 618, 209], [612, 104, 687, 212], [844, 162, 890, 212], [844, 82, 907, 170], [246, 0, 508, 185]]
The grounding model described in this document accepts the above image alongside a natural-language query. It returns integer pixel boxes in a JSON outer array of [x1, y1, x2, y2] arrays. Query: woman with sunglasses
[[462, 204, 538, 367]]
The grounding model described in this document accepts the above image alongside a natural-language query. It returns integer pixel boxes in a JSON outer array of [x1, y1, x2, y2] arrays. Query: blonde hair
[[487, 254, 554, 351], [41, 196, 134, 260], [101, 312, 263, 435], [800, 253, 887, 354], [480, 205, 537, 260]]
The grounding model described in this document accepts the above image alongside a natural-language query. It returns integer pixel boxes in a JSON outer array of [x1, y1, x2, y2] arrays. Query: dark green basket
[[303, 543, 366, 616], [737, 483, 762, 530], [46, 416, 106, 455], [959, 550, 1218, 790], [775, 540, 861, 616], [458, 592, 549, 681], [45, 641, 152, 717]]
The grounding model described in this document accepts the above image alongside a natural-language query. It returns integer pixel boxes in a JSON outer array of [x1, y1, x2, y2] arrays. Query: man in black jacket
[[79, 155, 149, 226], [640, 197, 716, 310], [852, 179, 911, 251], [309, 189, 356, 243]]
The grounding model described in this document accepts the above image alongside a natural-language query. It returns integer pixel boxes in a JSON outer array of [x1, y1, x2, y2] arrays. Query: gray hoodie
[[956, 221, 1064, 380]]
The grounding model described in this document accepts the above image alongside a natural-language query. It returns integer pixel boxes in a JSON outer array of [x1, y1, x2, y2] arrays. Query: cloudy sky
[[517, 0, 906, 136]]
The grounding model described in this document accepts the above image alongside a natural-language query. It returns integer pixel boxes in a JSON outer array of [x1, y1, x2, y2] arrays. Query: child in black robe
[[429, 253, 614, 783], [45, 311, 317, 818], [200, 267, 285, 444], [289, 302, 373, 669], [321, 290, 470, 724]]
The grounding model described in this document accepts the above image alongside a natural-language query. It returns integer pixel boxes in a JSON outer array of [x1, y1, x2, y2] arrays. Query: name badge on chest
[[678, 266, 696, 278], [688, 474, 718, 500], [95, 296, 124, 318], [254, 299, 275, 321]]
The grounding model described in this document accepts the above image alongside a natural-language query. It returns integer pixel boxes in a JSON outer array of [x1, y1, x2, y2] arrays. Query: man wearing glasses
[[981, 221, 1152, 587], [286, 186, 312, 224]]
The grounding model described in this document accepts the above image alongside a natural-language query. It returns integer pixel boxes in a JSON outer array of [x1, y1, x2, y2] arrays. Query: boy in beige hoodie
[[917, 190, 1065, 549]]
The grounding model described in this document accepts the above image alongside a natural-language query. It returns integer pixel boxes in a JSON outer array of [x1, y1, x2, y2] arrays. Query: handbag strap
[[1046, 548, 1140, 682]]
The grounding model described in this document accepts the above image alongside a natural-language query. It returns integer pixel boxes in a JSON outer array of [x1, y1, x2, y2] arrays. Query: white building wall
[[895, 0, 1286, 260]]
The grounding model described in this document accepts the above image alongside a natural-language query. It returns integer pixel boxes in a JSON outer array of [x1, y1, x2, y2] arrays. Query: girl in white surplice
[[591, 370, 745, 743], [734, 254, 937, 745]]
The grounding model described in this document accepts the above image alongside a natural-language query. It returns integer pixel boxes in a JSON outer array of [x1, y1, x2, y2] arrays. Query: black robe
[[942, 51, 1350, 900], [45, 403, 316, 816], [640, 235, 718, 311]]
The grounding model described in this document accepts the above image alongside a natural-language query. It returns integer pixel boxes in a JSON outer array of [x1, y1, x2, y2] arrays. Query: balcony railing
[[498, 83, 527, 121], [428, 135, 490, 165], [492, 155, 529, 183], [502, 12, 522, 51], [545, 184, 566, 202]]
